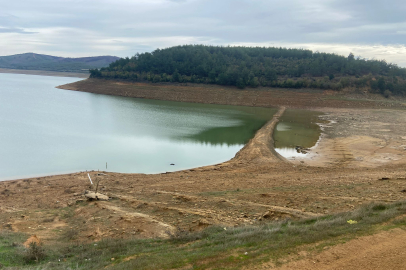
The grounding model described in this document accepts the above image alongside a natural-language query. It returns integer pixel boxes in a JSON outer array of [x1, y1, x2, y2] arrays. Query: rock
[[198, 219, 212, 226], [295, 146, 310, 154], [84, 190, 109, 201], [261, 211, 275, 219], [174, 195, 192, 202]]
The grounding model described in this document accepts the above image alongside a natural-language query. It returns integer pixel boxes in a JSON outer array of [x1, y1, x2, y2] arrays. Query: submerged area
[[273, 109, 322, 158], [0, 73, 277, 180]]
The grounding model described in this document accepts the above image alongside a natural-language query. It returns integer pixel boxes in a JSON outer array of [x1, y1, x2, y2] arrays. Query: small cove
[[273, 109, 322, 158]]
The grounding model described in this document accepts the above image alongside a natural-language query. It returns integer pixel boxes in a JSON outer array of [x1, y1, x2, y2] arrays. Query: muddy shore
[[2, 79, 406, 268], [57, 78, 406, 109]]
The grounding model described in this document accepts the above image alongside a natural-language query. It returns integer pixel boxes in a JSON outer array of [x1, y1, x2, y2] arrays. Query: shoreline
[[0, 68, 89, 78], [57, 78, 406, 110], [56, 78, 406, 168]]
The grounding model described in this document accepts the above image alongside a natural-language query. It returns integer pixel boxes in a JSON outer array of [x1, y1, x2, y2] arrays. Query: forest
[[90, 45, 406, 96]]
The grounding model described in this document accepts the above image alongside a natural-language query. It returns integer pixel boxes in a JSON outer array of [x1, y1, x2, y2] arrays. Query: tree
[[250, 77, 260, 88], [377, 77, 386, 93], [236, 78, 245, 89], [172, 70, 181, 82]]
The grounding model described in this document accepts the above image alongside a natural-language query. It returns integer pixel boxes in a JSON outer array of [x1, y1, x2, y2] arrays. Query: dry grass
[[1, 201, 406, 269]]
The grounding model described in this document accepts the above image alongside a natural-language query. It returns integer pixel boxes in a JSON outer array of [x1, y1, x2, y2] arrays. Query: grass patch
[[1, 201, 406, 269], [0, 230, 28, 267]]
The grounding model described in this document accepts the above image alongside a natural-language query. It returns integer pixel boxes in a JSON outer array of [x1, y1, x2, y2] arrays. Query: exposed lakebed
[[0, 73, 321, 180]]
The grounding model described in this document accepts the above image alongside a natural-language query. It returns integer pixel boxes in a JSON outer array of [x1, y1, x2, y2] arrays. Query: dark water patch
[[273, 109, 322, 158], [182, 107, 277, 146]]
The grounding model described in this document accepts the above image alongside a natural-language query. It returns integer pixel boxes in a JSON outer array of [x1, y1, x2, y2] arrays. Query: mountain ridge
[[0, 53, 120, 73]]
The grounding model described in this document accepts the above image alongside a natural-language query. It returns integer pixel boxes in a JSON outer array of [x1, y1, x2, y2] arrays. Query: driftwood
[[84, 190, 109, 201]]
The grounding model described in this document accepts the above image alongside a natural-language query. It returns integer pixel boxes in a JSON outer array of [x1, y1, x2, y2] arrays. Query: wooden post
[[87, 173, 93, 185], [95, 178, 101, 193]]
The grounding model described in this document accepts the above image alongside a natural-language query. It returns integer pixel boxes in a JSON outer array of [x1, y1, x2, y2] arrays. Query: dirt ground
[[2, 80, 406, 269], [277, 228, 406, 270]]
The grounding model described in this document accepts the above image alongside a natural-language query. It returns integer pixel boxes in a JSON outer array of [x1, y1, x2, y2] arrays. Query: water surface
[[273, 109, 321, 158], [0, 73, 277, 180]]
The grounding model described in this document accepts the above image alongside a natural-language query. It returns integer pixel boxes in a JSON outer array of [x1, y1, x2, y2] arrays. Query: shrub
[[383, 90, 391, 98], [23, 242, 46, 262]]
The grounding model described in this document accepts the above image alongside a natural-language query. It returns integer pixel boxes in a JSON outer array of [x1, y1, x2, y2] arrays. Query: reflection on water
[[275, 147, 307, 158], [274, 109, 322, 158], [0, 73, 276, 180], [182, 107, 277, 146]]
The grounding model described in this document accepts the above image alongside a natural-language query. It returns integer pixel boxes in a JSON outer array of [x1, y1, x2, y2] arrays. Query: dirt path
[[96, 202, 176, 238], [231, 106, 286, 164], [277, 228, 406, 270]]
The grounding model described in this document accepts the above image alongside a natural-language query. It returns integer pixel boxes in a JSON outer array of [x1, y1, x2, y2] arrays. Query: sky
[[1, 0, 406, 66]]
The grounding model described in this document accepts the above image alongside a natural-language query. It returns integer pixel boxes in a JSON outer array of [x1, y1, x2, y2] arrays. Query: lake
[[1, 73, 280, 180]]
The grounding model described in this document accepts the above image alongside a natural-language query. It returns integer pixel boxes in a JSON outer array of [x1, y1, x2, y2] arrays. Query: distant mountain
[[0, 53, 120, 73]]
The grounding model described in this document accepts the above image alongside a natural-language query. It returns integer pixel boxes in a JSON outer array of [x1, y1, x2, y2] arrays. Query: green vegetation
[[1, 201, 406, 269], [0, 53, 119, 73], [90, 45, 406, 95]]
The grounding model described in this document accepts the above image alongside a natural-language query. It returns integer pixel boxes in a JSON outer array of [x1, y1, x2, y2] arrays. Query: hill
[[0, 53, 120, 73], [90, 45, 406, 96]]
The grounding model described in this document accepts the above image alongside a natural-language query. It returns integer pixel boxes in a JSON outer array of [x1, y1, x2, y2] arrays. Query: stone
[[84, 190, 109, 201], [198, 219, 212, 226]]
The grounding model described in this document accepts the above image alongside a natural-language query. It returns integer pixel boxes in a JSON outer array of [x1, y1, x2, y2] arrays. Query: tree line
[[90, 45, 406, 96]]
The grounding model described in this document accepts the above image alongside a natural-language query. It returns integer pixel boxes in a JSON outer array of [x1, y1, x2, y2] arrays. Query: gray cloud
[[0, 27, 36, 34], [0, 0, 405, 66]]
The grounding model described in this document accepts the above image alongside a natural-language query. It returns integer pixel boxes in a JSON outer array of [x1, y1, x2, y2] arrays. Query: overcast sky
[[1, 0, 406, 66]]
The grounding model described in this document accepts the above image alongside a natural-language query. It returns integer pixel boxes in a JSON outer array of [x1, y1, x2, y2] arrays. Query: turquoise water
[[0, 73, 276, 180]]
